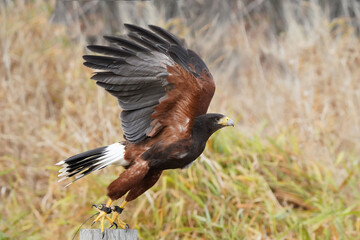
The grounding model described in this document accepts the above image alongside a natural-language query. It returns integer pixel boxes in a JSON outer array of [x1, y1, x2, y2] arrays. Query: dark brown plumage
[[57, 24, 233, 233]]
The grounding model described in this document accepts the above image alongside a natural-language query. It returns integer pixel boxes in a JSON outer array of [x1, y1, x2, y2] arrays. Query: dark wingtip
[[86, 45, 98, 51], [103, 35, 113, 41], [103, 35, 122, 43], [83, 61, 94, 69], [82, 55, 92, 61], [148, 24, 161, 31], [124, 23, 138, 31], [86, 45, 104, 54], [148, 24, 184, 46]]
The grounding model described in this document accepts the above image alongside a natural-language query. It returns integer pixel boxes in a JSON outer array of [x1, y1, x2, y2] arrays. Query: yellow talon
[[111, 213, 129, 229], [93, 210, 106, 222], [92, 199, 129, 232], [111, 212, 120, 222], [116, 218, 129, 229], [120, 200, 128, 208], [92, 199, 115, 234], [106, 199, 113, 207], [110, 200, 129, 229]]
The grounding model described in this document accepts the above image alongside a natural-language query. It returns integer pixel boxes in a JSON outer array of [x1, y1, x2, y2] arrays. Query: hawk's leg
[[107, 170, 162, 230], [110, 201, 129, 229], [92, 199, 115, 235]]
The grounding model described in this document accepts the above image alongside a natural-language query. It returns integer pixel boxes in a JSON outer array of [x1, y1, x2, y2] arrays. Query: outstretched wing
[[83, 24, 215, 143]]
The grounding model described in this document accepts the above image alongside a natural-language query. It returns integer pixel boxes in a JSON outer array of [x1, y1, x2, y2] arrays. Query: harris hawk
[[56, 24, 234, 234]]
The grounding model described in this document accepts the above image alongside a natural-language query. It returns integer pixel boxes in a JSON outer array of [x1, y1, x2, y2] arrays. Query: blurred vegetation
[[1, 0, 360, 239]]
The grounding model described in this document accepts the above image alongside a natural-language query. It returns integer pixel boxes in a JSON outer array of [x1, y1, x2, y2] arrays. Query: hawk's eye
[[215, 117, 219, 122]]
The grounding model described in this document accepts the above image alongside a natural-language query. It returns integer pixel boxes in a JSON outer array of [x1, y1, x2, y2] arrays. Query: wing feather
[[103, 36, 149, 52], [127, 33, 163, 52], [148, 25, 184, 46], [87, 45, 134, 58], [84, 24, 215, 143], [124, 24, 170, 47]]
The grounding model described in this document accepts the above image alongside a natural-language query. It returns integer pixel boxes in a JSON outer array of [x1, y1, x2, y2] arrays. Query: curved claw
[[91, 199, 129, 234], [102, 231, 105, 239], [109, 222, 118, 229]]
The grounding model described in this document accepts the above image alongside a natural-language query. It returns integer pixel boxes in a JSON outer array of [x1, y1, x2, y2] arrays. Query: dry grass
[[1, 1, 360, 239]]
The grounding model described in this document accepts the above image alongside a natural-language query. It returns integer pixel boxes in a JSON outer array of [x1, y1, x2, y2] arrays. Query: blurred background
[[1, 0, 360, 239]]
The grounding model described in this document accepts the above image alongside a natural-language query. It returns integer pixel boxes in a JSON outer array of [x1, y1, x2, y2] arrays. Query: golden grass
[[1, 1, 360, 239]]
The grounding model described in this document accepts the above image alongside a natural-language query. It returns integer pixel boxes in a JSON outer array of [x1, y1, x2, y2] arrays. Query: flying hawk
[[57, 24, 234, 234]]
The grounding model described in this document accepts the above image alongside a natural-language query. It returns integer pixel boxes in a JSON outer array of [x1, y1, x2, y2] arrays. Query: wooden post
[[80, 229, 138, 240]]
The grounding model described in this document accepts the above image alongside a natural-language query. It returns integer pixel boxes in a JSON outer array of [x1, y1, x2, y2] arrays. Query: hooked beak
[[218, 116, 235, 127]]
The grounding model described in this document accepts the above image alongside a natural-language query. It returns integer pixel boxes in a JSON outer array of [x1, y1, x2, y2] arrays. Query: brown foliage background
[[1, 1, 360, 239]]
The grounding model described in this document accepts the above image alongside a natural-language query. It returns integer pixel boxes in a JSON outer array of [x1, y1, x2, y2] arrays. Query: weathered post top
[[80, 229, 138, 240]]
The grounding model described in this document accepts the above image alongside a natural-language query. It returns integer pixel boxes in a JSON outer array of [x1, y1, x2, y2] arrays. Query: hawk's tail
[[56, 142, 128, 187]]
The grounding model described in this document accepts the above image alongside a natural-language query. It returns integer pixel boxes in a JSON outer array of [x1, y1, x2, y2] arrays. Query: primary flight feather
[[57, 24, 234, 234]]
